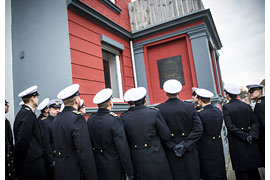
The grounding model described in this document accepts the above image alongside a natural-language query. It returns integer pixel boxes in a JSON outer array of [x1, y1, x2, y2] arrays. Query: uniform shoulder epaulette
[[110, 112, 118, 117], [72, 110, 81, 115], [25, 107, 30, 111], [150, 107, 159, 111], [197, 108, 204, 112], [257, 100, 261, 103], [41, 117, 47, 120]]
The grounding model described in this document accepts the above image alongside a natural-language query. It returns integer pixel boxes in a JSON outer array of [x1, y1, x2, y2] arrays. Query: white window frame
[[110, 0, 115, 4], [102, 48, 124, 102]]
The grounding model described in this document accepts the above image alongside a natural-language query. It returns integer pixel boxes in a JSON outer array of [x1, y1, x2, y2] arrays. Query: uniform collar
[[62, 106, 76, 112], [202, 104, 213, 109], [132, 104, 146, 110], [229, 98, 239, 103], [166, 98, 179, 102], [24, 104, 35, 113], [97, 108, 110, 114], [257, 96, 265, 101]]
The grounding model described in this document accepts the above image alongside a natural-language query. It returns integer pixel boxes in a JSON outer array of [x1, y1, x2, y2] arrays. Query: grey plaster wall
[[133, 49, 150, 104], [188, 30, 217, 95], [11, 0, 72, 114], [6, 0, 15, 125]]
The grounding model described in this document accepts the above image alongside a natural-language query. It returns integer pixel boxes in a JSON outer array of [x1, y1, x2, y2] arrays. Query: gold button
[[8, 164, 10, 167], [144, 144, 148, 147], [182, 133, 185, 136], [241, 128, 244, 130], [58, 152, 61, 156], [9, 173, 11, 176], [7, 154, 9, 157], [54, 150, 56, 154], [10, 151, 13, 154], [134, 145, 137, 148], [11, 160, 13, 163], [248, 127, 251, 130], [100, 149, 103, 152], [212, 137, 216, 140], [219, 136, 221, 138], [171, 133, 174, 137]]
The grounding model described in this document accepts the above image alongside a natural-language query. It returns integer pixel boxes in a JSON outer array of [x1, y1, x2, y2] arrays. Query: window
[[102, 49, 123, 101]]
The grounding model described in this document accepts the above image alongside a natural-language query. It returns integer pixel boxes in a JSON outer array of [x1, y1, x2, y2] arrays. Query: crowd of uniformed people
[[5, 79, 265, 180]]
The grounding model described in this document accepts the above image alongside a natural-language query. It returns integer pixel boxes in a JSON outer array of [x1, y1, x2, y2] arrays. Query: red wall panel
[[79, 0, 131, 31], [68, 9, 135, 107], [144, 34, 197, 104]]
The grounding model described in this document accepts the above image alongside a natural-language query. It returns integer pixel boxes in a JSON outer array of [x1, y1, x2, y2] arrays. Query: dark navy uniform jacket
[[37, 113, 47, 124], [6, 118, 16, 180], [40, 115, 55, 167], [223, 98, 261, 171], [52, 106, 98, 180], [254, 96, 265, 166], [156, 98, 203, 180], [87, 108, 134, 180], [120, 104, 173, 180], [13, 105, 48, 180], [197, 104, 226, 180]]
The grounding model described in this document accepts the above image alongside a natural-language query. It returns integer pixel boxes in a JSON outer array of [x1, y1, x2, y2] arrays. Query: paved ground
[[225, 151, 265, 180]]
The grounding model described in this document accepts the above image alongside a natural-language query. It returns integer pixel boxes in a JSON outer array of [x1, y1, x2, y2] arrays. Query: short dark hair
[[134, 97, 146, 106], [197, 96, 210, 104], [41, 107, 48, 113], [98, 100, 110, 108], [192, 91, 197, 96], [225, 91, 237, 99], [22, 96, 32, 103], [166, 93, 178, 98]]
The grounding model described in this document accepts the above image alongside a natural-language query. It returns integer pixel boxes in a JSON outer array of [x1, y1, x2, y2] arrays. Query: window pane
[[102, 50, 123, 100], [103, 60, 111, 88]]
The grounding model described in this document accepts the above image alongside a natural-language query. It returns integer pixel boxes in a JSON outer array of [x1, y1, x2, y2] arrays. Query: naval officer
[[37, 98, 50, 123], [87, 88, 134, 180], [40, 99, 63, 179], [52, 84, 98, 180], [13, 85, 48, 180], [156, 79, 203, 180], [120, 87, 173, 180], [120, 88, 136, 119], [223, 84, 261, 180], [6, 100, 16, 180], [247, 84, 265, 166], [195, 88, 226, 180]]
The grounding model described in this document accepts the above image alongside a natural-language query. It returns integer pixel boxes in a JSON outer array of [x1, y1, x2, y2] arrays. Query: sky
[[202, 0, 265, 90]]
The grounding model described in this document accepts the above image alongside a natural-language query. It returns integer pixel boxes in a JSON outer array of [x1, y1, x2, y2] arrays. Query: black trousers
[[235, 169, 260, 180]]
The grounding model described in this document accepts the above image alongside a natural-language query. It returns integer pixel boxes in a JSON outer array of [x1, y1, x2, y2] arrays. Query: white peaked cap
[[18, 85, 38, 98], [163, 79, 182, 94], [37, 98, 50, 111], [93, 88, 113, 104], [224, 83, 240, 95], [57, 84, 80, 100], [195, 88, 214, 98], [19, 101, 24, 106], [124, 88, 136, 102], [129, 87, 147, 102], [60, 103, 65, 112]]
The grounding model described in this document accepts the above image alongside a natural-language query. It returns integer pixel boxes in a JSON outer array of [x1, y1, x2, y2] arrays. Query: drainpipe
[[130, 40, 138, 87]]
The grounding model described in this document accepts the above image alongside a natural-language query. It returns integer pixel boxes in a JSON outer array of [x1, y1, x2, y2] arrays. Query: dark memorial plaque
[[157, 55, 185, 88]]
